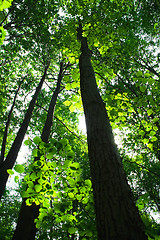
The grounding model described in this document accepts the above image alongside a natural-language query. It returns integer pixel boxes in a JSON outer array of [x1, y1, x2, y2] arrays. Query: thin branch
[[95, 71, 114, 87], [54, 116, 87, 145], [123, 159, 160, 177], [35, 104, 86, 145], [135, 57, 160, 78]]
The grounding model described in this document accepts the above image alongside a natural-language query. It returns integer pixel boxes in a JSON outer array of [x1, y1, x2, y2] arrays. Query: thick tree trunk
[[77, 25, 148, 240], [0, 64, 50, 200], [12, 62, 64, 240]]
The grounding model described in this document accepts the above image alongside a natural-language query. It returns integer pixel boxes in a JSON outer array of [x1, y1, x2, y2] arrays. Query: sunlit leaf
[[68, 192, 74, 198], [14, 164, 24, 173], [24, 139, 32, 146], [33, 136, 41, 145], [7, 169, 14, 175], [35, 184, 42, 192], [85, 179, 92, 188], [32, 149, 38, 157]]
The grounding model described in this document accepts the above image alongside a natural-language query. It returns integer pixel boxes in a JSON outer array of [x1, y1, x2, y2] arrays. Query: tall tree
[[0, 63, 50, 200], [1, 0, 160, 239], [77, 23, 148, 240], [12, 61, 65, 240]]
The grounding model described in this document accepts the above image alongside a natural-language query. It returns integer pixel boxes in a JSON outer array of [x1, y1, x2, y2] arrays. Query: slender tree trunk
[[12, 62, 64, 240], [77, 24, 148, 240], [0, 64, 50, 200], [0, 81, 22, 164]]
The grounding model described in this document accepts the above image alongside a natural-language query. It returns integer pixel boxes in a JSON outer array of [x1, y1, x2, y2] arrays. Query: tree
[[0, 0, 160, 239], [77, 23, 148, 240], [0, 63, 50, 200], [12, 61, 68, 240]]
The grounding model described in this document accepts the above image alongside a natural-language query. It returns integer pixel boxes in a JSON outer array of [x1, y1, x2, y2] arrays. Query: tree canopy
[[0, 0, 160, 239]]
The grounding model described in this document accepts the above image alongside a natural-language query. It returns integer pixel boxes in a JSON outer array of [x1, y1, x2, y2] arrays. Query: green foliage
[[7, 169, 14, 175], [1, 0, 160, 239], [0, 190, 21, 239], [14, 164, 24, 174], [19, 135, 96, 239], [0, 0, 13, 44], [0, 0, 13, 11], [0, 25, 6, 44]]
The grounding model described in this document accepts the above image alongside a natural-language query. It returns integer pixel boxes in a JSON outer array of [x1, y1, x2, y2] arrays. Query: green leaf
[[68, 192, 74, 198], [149, 131, 156, 136], [14, 164, 24, 173], [139, 130, 145, 136], [86, 232, 92, 237], [64, 100, 71, 106], [154, 22, 158, 30], [28, 181, 34, 188], [68, 227, 77, 234], [140, 85, 146, 92], [33, 149, 38, 157], [33, 136, 41, 145], [24, 139, 32, 146], [7, 169, 14, 175], [151, 136, 158, 142], [76, 194, 82, 201], [65, 83, 72, 90], [46, 152, 54, 159], [48, 208, 53, 215], [69, 104, 76, 112], [21, 191, 29, 198], [0, 0, 13, 11], [144, 72, 150, 78], [85, 179, 92, 188], [30, 172, 37, 181], [0, 26, 6, 45], [152, 117, 159, 123], [71, 162, 79, 169], [136, 71, 143, 77], [147, 143, 153, 150], [153, 125, 158, 131], [42, 200, 50, 208], [67, 151, 75, 159], [64, 160, 72, 168], [143, 138, 149, 144], [71, 82, 78, 88], [35, 184, 42, 192], [147, 109, 153, 116], [59, 138, 69, 146], [14, 175, 19, 183], [148, 78, 155, 85], [26, 199, 32, 206]]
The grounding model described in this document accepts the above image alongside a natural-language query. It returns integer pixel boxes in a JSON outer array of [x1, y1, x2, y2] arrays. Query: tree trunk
[[0, 81, 22, 164], [77, 24, 148, 240], [0, 64, 50, 200], [12, 62, 64, 240]]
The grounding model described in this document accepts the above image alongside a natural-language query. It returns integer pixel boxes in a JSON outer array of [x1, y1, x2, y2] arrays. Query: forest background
[[0, 0, 160, 239]]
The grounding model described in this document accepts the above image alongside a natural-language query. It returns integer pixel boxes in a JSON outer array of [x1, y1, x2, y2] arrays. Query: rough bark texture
[[12, 63, 63, 240], [0, 64, 49, 200], [77, 24, 148, 240]]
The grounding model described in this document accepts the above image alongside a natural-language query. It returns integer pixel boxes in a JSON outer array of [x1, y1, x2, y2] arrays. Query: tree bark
[[0, 81, 22, 164], [77, 24, 148, 240], [12, 62, 64, 240], [0, 64, 50, 200]]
